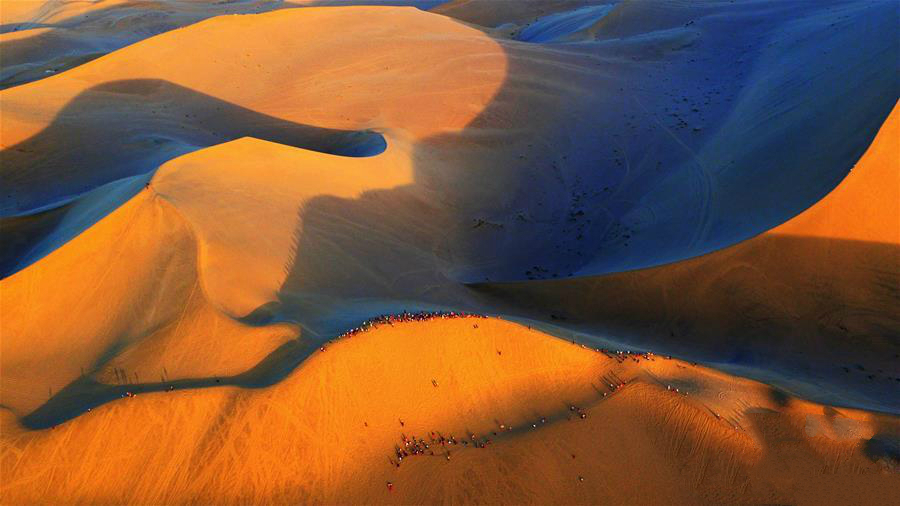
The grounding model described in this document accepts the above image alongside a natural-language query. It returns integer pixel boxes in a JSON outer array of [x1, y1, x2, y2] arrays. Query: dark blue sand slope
[[516, 3, 615, 42], [444, 0, 898, 282]]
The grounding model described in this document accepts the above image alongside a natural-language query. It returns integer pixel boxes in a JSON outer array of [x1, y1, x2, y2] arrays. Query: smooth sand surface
[[1, 1, 898, 503]]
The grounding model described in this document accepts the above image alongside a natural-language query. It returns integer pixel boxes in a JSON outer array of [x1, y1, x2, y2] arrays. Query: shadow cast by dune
[[0, 78, 386, 277], [864, 433, 900, 465], [470, 235, 900, 413], [21, 338, 315, 430]]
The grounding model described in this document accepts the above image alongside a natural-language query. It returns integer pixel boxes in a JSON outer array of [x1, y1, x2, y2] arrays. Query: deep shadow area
[[864, 434, 900, 465], [862, 415, 900, 467], [863, 434, 900, 466], [0, 78, 385, 277]]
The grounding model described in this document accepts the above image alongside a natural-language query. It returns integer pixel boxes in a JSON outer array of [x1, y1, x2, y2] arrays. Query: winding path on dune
[[1, 0, 898, 436]]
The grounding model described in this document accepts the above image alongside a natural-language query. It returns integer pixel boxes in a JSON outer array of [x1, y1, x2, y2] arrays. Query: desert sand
[[3, 317, 899, 504], [1, 0, 898, 504]]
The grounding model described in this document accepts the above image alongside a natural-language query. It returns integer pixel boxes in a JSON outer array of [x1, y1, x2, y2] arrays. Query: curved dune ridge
[[0, 0, 898, 504], [0, 0, 450, 89]]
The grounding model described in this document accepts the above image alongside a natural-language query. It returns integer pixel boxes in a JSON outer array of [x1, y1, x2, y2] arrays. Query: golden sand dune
[[2, 318, 898, 504], [3, 5, 505, 419], [0, 0, 328, 89], [1, 1, 898, 503]]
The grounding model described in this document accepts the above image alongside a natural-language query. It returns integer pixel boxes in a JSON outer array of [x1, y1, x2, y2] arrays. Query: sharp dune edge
[[1, 0, 898, 504]]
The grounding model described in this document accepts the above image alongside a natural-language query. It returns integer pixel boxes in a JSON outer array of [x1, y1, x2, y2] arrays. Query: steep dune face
[[2, 319, 897, 504], [474, 103, 900, 413], [152, 136, 415, 319], [1, 193, 195, 416], [2, 3, 506, 422]]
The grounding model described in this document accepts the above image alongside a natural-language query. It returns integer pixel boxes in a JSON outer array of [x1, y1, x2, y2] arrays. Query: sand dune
[[1, 0, 898, 503], [5, 1, 896, 277], [3, 318, 898, 504], [474, 102, 900, 414], [0, 1, 449, 89]]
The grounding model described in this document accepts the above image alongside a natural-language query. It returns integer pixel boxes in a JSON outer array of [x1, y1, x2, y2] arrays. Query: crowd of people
[[596, 347, 660, 364], [312, 310, 716, 493], [320, 310, 488, 352], [389, 430, 502, 468]]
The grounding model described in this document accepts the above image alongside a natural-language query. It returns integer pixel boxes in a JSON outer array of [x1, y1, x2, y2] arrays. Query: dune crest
[[3, 318, 898, 504]]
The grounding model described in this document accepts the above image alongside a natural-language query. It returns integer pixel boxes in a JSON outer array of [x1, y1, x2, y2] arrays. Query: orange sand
[[3, 317, 898, 504]]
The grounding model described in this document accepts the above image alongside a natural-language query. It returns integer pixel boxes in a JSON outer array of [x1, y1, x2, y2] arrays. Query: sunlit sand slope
[[2, 318, 898, 504], [0, 1, 449, 89], [0, 188, 298, 417]]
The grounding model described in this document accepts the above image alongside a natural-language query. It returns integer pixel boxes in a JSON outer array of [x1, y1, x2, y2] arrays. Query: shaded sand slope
[[2, 318, 898, 504], [427, 0, 898, 281], [474, 103, 900, 413]]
